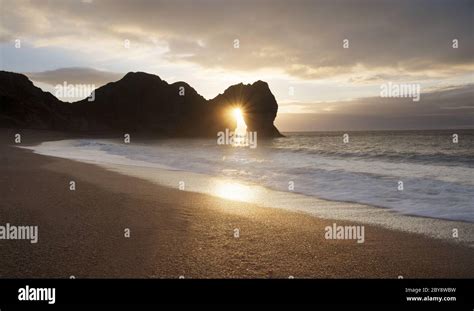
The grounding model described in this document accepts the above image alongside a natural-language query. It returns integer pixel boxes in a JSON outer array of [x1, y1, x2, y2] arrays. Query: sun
[[230, 107, 248, 146], [232, 108, 243, 121], [232, 108, 247, 132]]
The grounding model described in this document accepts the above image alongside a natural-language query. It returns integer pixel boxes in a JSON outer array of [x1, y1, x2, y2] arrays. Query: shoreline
[[101, 162, 474, 245], [1, 134, 474, 277], [19, 137, 474, 247]]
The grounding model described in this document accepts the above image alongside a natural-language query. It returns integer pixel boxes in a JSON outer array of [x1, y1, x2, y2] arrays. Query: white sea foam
[[20, 134, 474, 246]]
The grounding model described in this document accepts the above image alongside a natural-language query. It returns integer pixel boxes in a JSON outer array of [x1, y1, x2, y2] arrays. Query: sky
[[0, 0, 473, 131]]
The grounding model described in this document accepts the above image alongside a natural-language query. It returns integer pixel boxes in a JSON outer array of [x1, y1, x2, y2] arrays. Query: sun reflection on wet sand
[[214, 180, 255, 202]]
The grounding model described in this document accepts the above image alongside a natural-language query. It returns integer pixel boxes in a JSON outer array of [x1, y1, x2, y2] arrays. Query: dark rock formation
[[0, 70, 282, 137], [0, 71, 70, 130], [208, 81, 281, 137]]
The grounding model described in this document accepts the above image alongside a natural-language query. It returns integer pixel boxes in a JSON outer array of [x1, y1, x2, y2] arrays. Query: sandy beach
[[1, 129, 473, 278]]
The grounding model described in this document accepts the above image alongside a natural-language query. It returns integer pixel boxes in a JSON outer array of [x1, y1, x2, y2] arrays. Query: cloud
[[25, 67, 123, 86], [1, 0, 473, 81], [276, 84, 474, 131], [325, 84, 474, 116]]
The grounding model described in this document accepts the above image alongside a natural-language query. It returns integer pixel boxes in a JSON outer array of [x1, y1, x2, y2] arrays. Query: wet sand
[[0, 129, 473, 278]]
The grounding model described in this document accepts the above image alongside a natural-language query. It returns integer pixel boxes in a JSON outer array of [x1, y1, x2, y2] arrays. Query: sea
[[24, 129, 474, 228]]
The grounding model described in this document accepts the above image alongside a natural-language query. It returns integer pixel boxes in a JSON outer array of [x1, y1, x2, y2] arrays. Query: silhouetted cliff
[[0, 71, 70, 130], [0, 71, 282, 137]]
